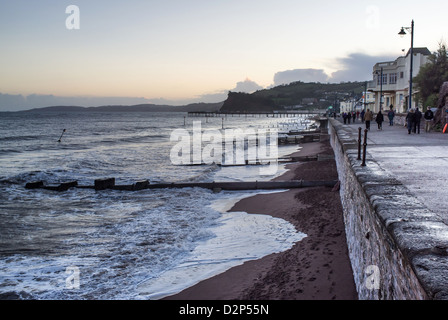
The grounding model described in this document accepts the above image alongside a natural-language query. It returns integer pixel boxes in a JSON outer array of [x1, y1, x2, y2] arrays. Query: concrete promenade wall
[[328, 118, 448, 300]]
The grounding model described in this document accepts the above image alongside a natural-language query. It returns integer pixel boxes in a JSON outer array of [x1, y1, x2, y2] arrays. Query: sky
[[0, 0, 447, 111]]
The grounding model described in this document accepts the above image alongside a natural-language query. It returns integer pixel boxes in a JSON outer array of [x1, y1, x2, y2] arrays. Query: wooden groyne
[[25, 179, 338, 192]]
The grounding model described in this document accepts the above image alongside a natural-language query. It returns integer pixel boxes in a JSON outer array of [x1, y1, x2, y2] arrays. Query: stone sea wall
[[328, 118, 448, 300]]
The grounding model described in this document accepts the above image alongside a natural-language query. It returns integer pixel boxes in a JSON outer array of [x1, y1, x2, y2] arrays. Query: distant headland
[[17, 102, 224, 113], [11, 81, 367, 114]]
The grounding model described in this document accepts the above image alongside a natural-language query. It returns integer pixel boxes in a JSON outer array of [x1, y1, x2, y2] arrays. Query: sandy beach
[[164, 139, 358, 300]]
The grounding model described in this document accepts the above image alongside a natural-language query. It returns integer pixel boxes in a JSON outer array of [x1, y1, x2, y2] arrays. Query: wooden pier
[[25, 179, 338, 192], [187, 111, 325, 118]]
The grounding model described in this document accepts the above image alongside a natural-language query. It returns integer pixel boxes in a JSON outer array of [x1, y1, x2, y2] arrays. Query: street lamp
[[374, 67, 383, 111], [364, 81, 368, 111], [399, 20, 414, 112]]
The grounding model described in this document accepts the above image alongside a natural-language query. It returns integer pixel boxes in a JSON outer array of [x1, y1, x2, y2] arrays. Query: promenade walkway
[[330, 117, 448, 299], [337, 119, 448, 224]]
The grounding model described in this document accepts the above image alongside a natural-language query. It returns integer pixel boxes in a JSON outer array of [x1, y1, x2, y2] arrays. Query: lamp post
[[399, 20, 414, 111], [374, 67, 383, 112], [365, 81, 369, 112]]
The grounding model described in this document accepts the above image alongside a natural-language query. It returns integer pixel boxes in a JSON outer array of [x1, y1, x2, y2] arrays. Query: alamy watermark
[[65, 266, 80, 290], [365, 265, 380, 290], [365, 5, 380, 30], [66, 5, 80, 30], [170, 121, 279, 176]]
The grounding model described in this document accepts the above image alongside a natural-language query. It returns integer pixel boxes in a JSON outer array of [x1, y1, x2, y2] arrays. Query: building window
[[400, 72, 404, 79], [389, 73, 397, 84], [377, 73, 388, 85]]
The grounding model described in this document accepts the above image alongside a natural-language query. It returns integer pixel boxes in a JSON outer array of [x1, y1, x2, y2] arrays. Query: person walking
[[361, 109, 365, 123], [424, 106, 434, 132], [347, 111, 352, 124], [364, 109, 373, 131], [414, 107, 422, 134], [406, 109, 416, 134], [387, 106, 395, 126], [376, 110, 384, 130]]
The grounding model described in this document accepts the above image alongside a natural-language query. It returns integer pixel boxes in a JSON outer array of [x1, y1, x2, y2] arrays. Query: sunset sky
[[1, 0, 447, 110]]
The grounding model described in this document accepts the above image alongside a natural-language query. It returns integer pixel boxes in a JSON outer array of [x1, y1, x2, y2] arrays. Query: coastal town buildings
[[367, 47, 431, 113], [339, 91, 375, 114]]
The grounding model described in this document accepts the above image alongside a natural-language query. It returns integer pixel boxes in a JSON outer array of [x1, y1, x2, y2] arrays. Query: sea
[[0, 111, 313, 300]]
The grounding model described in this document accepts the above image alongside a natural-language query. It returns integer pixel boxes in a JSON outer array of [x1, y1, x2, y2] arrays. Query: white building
[[367, 47, 431, 113], [340, 91, 375, 114], [362, 91, 376, 110], [339, 100, 354, 114]]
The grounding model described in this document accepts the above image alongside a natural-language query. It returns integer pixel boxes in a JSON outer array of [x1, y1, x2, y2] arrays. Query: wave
[[0, 149, 23, 155], [0, 135, 40, 142], [0, 112, 312, 300]]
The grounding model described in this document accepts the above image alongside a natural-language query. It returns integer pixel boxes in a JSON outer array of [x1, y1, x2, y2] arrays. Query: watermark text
[[65, 266, 80, 290], [66, 5, 80, 30], [170, 122, 279, 176], [365, 265, 380, 290]]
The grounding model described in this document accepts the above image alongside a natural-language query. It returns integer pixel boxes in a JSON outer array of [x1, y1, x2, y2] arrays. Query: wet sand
[[164, 139, 358, 300]]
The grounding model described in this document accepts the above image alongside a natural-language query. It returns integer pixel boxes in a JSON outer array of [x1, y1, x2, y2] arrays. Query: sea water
[[0, 111, 311, 300]]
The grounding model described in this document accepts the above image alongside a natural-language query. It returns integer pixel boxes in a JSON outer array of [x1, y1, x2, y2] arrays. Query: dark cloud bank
[[273, 52, 397, 86]]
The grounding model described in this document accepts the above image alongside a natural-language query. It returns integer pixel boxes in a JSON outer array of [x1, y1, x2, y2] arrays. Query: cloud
[[329, 53, 397, 83], [233, 78, 264, 93], [272, 53, 399, 86], [0, 93, 27, 111], [273, 69, 329, 86], [185, 78, 264, 104]]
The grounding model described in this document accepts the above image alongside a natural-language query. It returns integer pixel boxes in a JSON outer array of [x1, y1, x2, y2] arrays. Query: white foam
[[136, 190, 307, 300], [0, 113, 310, 300]]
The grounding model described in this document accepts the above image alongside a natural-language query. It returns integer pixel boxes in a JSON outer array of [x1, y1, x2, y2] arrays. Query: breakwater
[[25, 179, 338, 192], [329, 118, 448, 300]]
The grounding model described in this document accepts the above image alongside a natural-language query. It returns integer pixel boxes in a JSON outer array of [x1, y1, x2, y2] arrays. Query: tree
[[414, 42, 448, 108]]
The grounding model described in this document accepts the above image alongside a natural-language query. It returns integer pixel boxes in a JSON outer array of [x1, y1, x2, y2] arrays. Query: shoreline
[[164, 139, 358, 300]]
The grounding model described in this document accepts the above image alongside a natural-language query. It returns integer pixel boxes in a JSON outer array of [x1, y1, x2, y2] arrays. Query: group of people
[[405, 106, 434, 134], [340, 104, 435, 134], [347, 106, 395, 131], [362, 108, 386, 131], [341, 111, 360, 124]]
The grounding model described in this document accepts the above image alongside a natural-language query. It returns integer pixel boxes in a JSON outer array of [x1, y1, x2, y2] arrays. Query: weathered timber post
[[358, 127, 362, 161], [362, 129, 368, 167], [94, 178, 115, 191]]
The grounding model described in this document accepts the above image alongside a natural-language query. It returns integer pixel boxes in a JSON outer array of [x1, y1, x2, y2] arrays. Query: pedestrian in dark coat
[[387, 106, 395, 126], [376, 110, 384, 130], [424, 106, 434, 132], [406, 109, 416, 134], [414, 107, 422, 134]]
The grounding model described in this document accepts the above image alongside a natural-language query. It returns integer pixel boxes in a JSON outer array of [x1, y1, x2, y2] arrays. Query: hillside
[[220, 81, 367, 112], [220, 92, 277, 113]]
